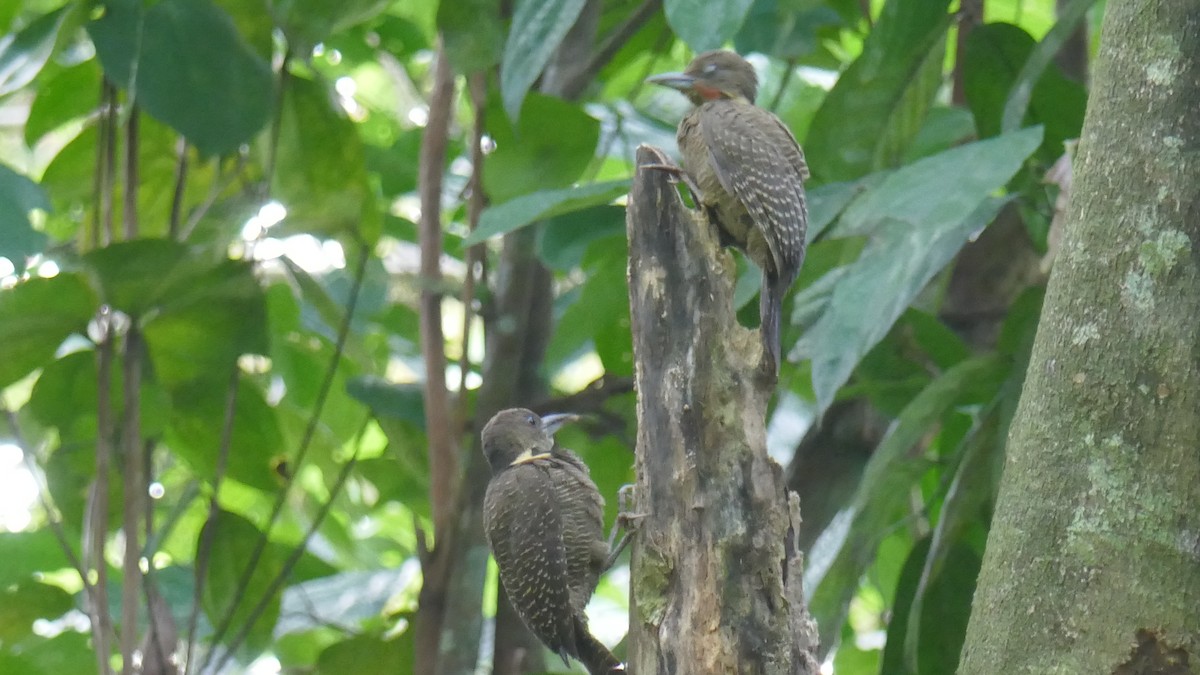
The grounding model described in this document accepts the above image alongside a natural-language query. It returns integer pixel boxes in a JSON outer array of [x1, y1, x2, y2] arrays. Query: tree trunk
[[624, 146, 820, 674], [959, 2, 1200, 671]]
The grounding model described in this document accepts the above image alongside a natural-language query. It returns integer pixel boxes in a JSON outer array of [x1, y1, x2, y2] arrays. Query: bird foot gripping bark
[[639, 148, 705, 210], [604, 484, 646, 571]]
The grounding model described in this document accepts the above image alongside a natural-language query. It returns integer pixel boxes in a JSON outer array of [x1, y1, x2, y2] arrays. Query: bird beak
[[646, 71, 695, 92], [540, 413, 579, 436]]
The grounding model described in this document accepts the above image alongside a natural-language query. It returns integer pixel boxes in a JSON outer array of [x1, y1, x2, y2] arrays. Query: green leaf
[[467, 180, 628, 246], [438, 0, 503, 73], [24, 59, 102, 144], [483, 92, 601, 203], [886, 538, 980, 673], [142, 259, 269, 386], [735, 0, 842, 60], [0, 274, 97, 389], [0, 579, 73, 640], [88, 0, 274, 156], [9, 631, 95, 673], [271, 0, 390, 54], [316, 632, 414, 674], [804, 0, 954, 181], [346, 377, 425, 428], [1000, 0, 1098, 134], [794, 127, 1042, 411], [0, 5, 78, 97], [167, 380, 284, 492], [0, 163, 50, 268], [537, 205, 626, 271], [805, 355, 1006, 653], [274, 76, 381, 242], [963, 23, 1087, 156], [665, 0, 755, 52], [201, 510, 284, 655], [0, 530, 75, 587], [499, 0, 587, 120]]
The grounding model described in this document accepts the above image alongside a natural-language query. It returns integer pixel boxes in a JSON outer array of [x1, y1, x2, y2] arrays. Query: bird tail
[[573, 616, 623, 674], [760, 270, 784, 375]]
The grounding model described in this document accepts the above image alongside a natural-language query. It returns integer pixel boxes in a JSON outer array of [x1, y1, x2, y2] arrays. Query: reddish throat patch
[[695, 83, 724, 100]]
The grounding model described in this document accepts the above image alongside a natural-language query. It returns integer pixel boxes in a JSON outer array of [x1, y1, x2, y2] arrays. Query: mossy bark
[[624, 146, 820, 674], [959, 2, 1200, 671]]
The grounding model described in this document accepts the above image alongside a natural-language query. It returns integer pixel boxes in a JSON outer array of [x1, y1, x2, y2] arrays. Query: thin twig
[[2, 410, 97, 608], [91, 319, 117, 675], [768, 58, 797, 112], [199, 244, 370, 671], [262, 49, 293, 201], [417, 41, 459, 537], [120, 329, 144, 675], [208, 430, 366, 673], [168, 137, 189, 239], [122, 105, 139, 241], [455, 73, 488, 420], [567, 0, 661, 98], [182, 368, 238, 675], [179, 154, 247, 240], [100, 81, 117, 246]]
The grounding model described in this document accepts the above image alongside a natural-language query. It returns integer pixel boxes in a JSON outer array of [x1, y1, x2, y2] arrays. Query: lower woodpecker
[[482, 408, 623, 674]]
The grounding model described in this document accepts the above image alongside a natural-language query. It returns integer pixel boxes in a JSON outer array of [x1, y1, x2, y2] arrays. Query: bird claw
[[603, 485, 647, 570], [641, 160, 705, 208]]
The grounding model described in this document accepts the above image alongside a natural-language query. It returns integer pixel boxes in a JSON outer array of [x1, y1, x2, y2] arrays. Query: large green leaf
[[201, 510, 285, 656], [167, 379, 284, 492], [499, 0, 588, 120], [0, 530, 74, 587], [0, 5, 79, 97], [274, 76, 381, 243], [88, 0, 273, 156], [537, 204, 626, 271], [483, 93, 600, 203], [142, 259, 269, 386], [792, 127, 1042, 412], [963, 23, 1087, 157], [1000, 0, 1098, 134], [735, 0, 842, 60], [5, 631, 94, 673], [271, 0, 390, 54], [438, 0, 503, 73], [665, 0, 755, 52], [24, 59, 102, 144], [804, 355, 1007, 654], [804, 0, 953, 181], [0, 163, 50, 269], [0, 580, 73, 640], [466, 180, 628, 246], [883, 537, 981, 674], [316, 632, 414, 674], [0, 274, 97, 389]]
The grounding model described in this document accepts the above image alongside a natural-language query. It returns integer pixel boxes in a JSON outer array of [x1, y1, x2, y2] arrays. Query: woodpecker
[[648, 50, 809, 375], [481, 408, 623, 674]]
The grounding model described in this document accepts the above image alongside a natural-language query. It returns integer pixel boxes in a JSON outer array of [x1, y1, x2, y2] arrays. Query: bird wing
[[698, 101, 808, 280], [483, 464, 576, 656], [547, 452, 607, 614]]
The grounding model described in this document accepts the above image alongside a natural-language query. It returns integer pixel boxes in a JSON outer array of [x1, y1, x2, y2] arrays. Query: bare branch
[[418, 40, 460, 539]]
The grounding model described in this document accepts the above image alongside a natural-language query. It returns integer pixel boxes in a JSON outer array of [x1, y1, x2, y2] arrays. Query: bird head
[[646, 50, 758, 106], [481, 408, 579, 474]]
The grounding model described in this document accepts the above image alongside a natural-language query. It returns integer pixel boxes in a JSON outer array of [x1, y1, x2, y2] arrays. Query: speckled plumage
[[481, 409, 620, 674], [651, 51, 809, 374]]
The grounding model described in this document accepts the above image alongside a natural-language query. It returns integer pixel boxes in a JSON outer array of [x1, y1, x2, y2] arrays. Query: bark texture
[[960, 2, 1200, 672], [625, 146, 819, 675]]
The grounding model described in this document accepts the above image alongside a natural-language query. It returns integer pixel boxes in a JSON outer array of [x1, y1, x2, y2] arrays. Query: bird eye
[[526, 415, 537, 426], [702, 62, 718, 75]]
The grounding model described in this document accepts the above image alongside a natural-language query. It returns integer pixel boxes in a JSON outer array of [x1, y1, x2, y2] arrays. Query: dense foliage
[[0, 0, 1097, 672]]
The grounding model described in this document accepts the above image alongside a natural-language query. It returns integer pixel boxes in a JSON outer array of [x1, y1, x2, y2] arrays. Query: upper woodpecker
[[481, 408, 623, 674], [648, 50, 809, 375]]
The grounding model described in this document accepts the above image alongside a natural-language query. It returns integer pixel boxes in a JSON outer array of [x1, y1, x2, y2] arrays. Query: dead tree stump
[[624, 145, 819, 675]]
